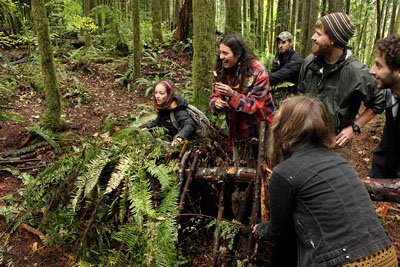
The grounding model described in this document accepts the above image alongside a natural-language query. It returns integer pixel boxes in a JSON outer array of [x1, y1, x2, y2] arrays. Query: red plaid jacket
[[209, 60, 275, 141]]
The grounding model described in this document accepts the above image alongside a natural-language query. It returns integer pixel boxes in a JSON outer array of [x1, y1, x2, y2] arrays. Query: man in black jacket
[[368, 35, 400, 178], [269, 31, 303, 94]]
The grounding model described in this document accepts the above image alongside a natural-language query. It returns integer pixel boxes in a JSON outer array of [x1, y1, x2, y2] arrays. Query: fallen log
[[193, 167, 400, 204]]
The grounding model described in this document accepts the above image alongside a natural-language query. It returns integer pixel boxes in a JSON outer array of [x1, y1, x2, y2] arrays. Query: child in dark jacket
[[145, 80, 197, 146]]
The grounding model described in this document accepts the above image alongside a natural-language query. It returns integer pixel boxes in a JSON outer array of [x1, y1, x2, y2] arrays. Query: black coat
[[269, 49, 304, 90], [369, 90, 400, 178], [146, 95, 196, 139]]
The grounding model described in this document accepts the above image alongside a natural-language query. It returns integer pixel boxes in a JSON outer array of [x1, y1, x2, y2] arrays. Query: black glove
[[254, 221, 270, 240]]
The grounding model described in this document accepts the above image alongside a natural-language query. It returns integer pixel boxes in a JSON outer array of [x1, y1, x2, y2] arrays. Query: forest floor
[[0, 45, 399, 266]]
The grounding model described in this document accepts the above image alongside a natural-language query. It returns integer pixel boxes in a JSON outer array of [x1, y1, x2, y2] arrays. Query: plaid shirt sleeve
[[229, 60, 274, 125], [209, 84, 223, 115]]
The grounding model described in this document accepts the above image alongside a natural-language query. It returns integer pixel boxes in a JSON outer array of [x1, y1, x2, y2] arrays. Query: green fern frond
[[83, 150, 111, 197], [104, 156, 131, 195], [9, 141, 49, 157], [128, 170, 156, 221], [27, 125, 60, 151], [146, 163, 175, 193], [71, 150, 111, 210]]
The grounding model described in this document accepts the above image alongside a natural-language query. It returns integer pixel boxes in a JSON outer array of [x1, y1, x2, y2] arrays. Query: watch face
[[352, 123, 360, 133]]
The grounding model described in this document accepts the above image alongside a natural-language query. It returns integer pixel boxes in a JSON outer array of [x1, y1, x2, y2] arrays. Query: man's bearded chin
[[312, 43, 332, 56]]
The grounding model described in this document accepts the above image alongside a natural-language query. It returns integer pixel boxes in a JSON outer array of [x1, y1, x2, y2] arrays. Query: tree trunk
[[328, 0, 343, 13], [388, 0, 398, 35], [256, 0, 263, 50], [225, 0, 242, 34], [175, 0, 193, 41], [83, 0, 91, 47], [290, 0, 298, 36], [300, 0, 318, 58], [192, 0, 215, 110], [395, 0, 400, 34], [151, 0, 163, 43], [380, 0, 390, 39], [375, 0, 382, 43], [132, 0, 141, 80], [31, 0, 62, 131], [243, 0, 247, 32]]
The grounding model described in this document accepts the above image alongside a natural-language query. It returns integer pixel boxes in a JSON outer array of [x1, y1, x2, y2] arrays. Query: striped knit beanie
[[320, 12, 355, 47]]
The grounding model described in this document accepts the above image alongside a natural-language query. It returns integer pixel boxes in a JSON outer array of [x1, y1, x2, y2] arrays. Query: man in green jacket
[[298, 12, 384, 160]]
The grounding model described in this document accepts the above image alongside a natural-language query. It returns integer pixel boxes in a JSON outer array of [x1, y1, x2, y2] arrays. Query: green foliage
[[12, 114, 181, 266], [27, 125, 62, 152], [0, 238, 14, 267], [0, 110, 24, 122]]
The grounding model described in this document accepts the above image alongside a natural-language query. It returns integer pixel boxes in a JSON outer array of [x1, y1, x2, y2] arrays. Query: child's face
[[155, 84, 168, 105]]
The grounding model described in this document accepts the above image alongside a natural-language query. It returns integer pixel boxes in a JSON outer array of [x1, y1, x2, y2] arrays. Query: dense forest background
[[1, 0, 400, 266]]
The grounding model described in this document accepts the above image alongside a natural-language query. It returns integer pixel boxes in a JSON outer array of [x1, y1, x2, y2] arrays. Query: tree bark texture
[[132, 0, 141, 79], [192, 0, 215, 110], [31, 0, 62, 131], [175, 0, 192, 41], [151, 0, 163, 43], [225, 0, 242, 34]]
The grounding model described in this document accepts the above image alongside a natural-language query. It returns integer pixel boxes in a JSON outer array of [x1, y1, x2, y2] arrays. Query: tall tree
[[299, 0, 319, 57], [132, 0, 141, 79], [290, 0, 298, 35], [83, 0, 91, 47], [175, 0, 193, 41], [192, 0, 215, 110], [328, 0, 343, 12], [31, 0, 62, 131], [395, 0, 400, 33], [387, 0, 398, 35], [275, 0, 287, 35], [256, 0, 264, 50], [225, 0, 242, 34], [151, 0, 163, 43]]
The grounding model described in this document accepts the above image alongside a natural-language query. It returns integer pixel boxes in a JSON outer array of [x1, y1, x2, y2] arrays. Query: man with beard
[[368, 35, 400, 178], [298, 12, 384, 160], [269, 31, 303, 94]]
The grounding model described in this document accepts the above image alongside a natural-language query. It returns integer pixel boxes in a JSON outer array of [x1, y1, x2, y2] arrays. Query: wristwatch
[[351, 122, 361, 134]]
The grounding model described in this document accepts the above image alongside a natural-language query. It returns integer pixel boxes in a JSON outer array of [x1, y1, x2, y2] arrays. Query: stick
[[246, 120, 267, 258], [20, 223, 46, 241], [212, 184, 225, 266], [261, 165, 272, 221], [179, 151, 201, 210]]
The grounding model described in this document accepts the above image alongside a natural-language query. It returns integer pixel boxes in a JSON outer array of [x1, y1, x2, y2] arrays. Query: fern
[[27, 125, 60, 151], [104, 156, 130, 195], [13, 114, 182, 266]]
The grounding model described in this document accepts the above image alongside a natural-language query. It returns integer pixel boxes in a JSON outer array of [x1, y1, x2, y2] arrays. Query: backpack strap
[[170, 111, 179, 130]]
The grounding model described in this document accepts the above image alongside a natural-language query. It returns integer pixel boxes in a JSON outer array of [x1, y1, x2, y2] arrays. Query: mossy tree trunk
[[31, 0, 62, 131], [192, 0, 215, 111], [225, 0, 241, 34], [132, 0, 141, 80], [151, 0, 163, 43], [84, 0, 91, 47]]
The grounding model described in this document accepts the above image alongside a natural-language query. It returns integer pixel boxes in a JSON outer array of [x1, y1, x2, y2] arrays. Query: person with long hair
[[253, 95, 397, 267], [209, 34, 275, 225], [145, 80, 196, 146], [209, 34, 275, 167]]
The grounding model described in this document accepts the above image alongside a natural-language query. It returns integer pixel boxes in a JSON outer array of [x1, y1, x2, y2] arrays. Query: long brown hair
[[154, 80, 175, 110], [214, 34, 257, 87], [268, 95, 336, 167]]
